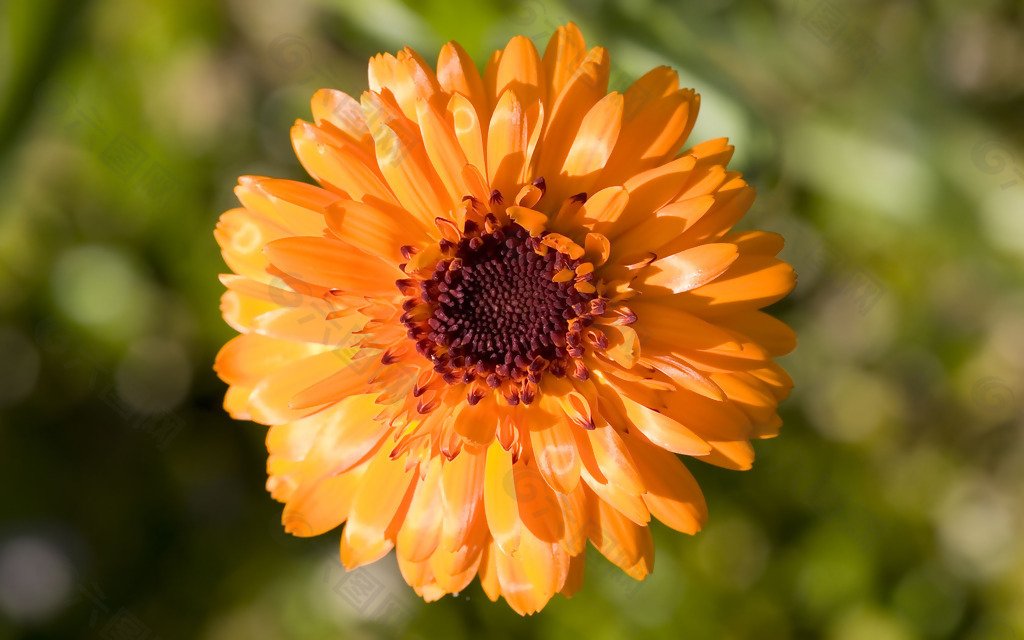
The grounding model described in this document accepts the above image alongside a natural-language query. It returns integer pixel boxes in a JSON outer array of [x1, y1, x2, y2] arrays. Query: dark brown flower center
[[397, 219, 599, 402], [438, 224, 582, 362]]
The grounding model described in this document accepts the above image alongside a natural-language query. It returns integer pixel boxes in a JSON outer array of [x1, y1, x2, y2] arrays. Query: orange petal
[[625, 434, 707, 534], [250, 306, 363, 347], [658, 184, 756, 254], [288, 352, 380, 410], [621, 66, 679, 122], [529, 417, 581, 495], [514, 460, 565, 543], [340, 449, 416, 569], [556, 481, 591, 555], [429, 542, 483, 594], [714, 310, 797, 357], [415, 97, 470, 206], [587, 421, 646, 495], [324, 197, 426, 264], [361, 91, 452, 225], [214, 333, 317, 387], [641, 243, 740, 294], [368, 49, 442, 123], [487, 88, 541, 196], [447, 93, 487, 175], [220, 286, 273, 333], [282, 462, 366, 537], [440, 447, 486, 551], [483, 440, 520, 555], [542, 23, 588, 101], [397, 456, 444, 562], [493, 35, 546, 111], [311, 88, 370, 139], [629, 298, 741, 352], [215, 208, 286, 282], [589, 487, 654, 572], [437, 41, 488, 120], [600, 89, 699, 188], [493, 542, 543, 615], [453, 392, 500, 446], [297, 393, 391, 478], [535, 47, 609, 182], [234, 177, 332, 238], [247, 350, 356, 425], [615, 392, 712, 456], [610, 195, 715, 258], [518, 528, 568, 606], [262, 236, 398, 293], [600, 324, 641, 370], [554, 91, 623, 201], [479, 540, 501, 602], [575, 186, 629, 228], [581, 463, 650, 525], [290, 120, 395, 203], [560, 552, 586, 597], [670, 256, 797, 316]]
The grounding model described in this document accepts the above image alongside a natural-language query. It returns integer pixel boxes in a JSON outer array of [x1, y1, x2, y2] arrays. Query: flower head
[[215, 23, 795, 614]]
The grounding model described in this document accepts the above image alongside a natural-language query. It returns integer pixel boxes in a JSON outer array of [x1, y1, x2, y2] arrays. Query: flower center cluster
[[399, 219, 599, 401]]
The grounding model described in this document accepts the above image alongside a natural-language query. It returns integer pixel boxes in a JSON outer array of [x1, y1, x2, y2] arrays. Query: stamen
[[400, 221, 602, 402]]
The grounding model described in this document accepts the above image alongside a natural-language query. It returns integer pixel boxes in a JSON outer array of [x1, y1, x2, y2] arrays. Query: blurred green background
[[2, 0, 1023, 638]]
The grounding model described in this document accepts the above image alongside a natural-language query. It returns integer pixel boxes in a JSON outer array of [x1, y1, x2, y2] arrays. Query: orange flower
[[214, 23, 795, 614]]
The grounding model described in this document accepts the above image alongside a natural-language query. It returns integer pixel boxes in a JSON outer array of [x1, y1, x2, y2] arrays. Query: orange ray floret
[[214, 22, 795, 615]]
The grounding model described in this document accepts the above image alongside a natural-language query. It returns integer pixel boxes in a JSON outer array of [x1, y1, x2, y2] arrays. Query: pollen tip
[[570, 192, 587, 204]]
